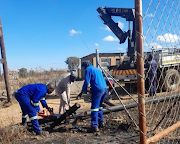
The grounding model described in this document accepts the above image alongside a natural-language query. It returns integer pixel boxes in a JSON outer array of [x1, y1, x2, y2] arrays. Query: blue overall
[[15, 84, 48, 133], [82, 65, 107, 128], [148, 59, 157, 96]]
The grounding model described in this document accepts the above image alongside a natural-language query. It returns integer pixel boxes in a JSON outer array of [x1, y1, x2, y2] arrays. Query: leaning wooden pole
[[0, 17, 12, 102], [135, 0, 147, 143], [147, 121, 180, 144]]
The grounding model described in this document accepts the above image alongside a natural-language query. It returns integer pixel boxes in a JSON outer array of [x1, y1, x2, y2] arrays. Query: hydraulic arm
[[97, 7, 136, 63]]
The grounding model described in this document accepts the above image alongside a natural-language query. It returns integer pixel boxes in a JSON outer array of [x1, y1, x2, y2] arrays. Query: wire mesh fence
[[142, 0, 180, 143], [96, 0, 180, 143]]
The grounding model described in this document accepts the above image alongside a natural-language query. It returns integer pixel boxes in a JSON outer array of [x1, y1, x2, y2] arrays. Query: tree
[[65, 56, 80, 71], [19, 68, 28, 78], [28, 69, 35, 76]]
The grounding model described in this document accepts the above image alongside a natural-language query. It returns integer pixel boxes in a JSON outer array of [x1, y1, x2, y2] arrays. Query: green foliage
[[19, 68, 28, 78], [65, 56, 80, 71]]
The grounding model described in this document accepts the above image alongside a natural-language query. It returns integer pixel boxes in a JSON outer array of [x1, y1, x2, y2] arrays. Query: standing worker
[[147, 54, 157, 96], [78, 61, 108, 132], [15, 83, 55, 135], [105, 76, 115, 101], [55, 70, 77, 114]]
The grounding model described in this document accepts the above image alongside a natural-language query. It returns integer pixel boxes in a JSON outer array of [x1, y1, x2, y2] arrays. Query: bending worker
[[15, 83, 55, 135], [78, 61, 108, 132], [105, 76, 115, 101], [55, 70, 77, 114]]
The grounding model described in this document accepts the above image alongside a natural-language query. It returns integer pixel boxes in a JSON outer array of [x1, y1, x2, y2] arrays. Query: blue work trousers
[[15, 93, 41, 133], [91, 88, 108, 128], [149, 74, 156, 96]]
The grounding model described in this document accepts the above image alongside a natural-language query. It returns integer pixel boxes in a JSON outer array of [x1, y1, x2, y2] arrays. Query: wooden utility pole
[[0, 17, 12, 102]]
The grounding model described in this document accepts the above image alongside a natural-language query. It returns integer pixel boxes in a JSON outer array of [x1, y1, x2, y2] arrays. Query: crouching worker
[[56, 70, 77, 114], [15, 83, 55, 135], [78, 61, 108, 132]]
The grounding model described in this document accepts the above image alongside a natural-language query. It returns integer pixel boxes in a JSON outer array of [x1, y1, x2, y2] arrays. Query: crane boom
[[97, 7, 136, 62]]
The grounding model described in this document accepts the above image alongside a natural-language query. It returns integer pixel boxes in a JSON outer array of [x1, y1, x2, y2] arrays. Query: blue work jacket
[[17, 83, 48, 111], [82, 65, 107, 92]]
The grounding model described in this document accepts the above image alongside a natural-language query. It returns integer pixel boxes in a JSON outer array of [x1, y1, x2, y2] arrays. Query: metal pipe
[[36, 109, 84, 125], [104, 100, 116, 106], [96, 49, 99, 68], [84, 93, 180, 116], [0, 17, 12, 102], [84, 101, 138, 116], [135, 0, 147, 143], [51, 103, 81, 128], [147, 121, 180, 144]]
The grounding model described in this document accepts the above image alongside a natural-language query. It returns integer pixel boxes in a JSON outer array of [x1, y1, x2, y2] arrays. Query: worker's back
[[149, 59, 157, 75], [55, 74, 71, 95], [86, 65, 107, 91], [17, 83, 47, 99]]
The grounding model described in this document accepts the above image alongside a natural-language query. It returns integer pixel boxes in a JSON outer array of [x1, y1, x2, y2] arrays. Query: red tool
[[38, 108, 54, 118]]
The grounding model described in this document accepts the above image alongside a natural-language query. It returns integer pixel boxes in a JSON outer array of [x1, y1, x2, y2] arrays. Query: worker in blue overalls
[[78, 60, 108, 132], [147, 54, 157, 96], [15, 83, 55, 135]]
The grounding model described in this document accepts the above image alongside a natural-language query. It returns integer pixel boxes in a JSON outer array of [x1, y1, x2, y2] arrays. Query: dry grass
[[0, 125, 31, 144]]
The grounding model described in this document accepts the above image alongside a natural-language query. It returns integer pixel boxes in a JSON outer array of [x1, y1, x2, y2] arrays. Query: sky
[[0, 0, 179, 71], [0, 0, 135, 70]]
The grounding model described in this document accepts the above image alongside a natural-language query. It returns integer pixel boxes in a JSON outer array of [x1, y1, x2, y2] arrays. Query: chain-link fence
[[143, 0, 180, 143], [96, 0, 180, 143]]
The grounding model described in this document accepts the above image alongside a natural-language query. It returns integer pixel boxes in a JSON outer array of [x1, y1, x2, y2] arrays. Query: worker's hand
[[76, 92, 82, 100], [38, 109, 52, 117], [46, 106, 53, 113], [87, 87, 92, 94], [38, 110, 43, 114]]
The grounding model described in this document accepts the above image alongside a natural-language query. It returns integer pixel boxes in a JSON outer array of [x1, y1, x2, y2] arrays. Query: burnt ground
[[0, 110, 139, 144], [1, 100, 180, 144], [1, 84, 180, 144]]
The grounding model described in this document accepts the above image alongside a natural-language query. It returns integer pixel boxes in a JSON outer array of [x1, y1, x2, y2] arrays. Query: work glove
[[46, 106, 53, 112], [46, 106, 54, 116], [87, 87, 92, 94], [76, 92, 82, 100]]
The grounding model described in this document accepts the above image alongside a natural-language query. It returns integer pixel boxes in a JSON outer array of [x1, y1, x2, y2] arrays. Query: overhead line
[[54, 0, 92, 54]]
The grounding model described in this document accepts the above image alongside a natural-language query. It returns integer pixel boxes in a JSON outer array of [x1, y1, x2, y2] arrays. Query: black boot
[[36, 131, 42, 135], [87, 127, 99, 133], [99, 122, 105, 128]]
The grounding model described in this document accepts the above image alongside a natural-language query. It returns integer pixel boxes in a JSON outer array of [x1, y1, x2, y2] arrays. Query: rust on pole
[[0, 17, 12, 102], [135, 0, 147, 144]]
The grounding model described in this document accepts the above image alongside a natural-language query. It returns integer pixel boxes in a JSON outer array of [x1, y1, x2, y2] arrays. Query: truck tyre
[[164, 69, 180, 91]]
